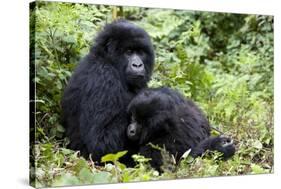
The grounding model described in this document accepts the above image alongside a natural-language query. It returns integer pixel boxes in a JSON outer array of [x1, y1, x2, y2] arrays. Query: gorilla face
[[123, 48, 148, 88], [127, 119, 142, 141], [127, 110, 173, 145], [91, 19, 155, 90]]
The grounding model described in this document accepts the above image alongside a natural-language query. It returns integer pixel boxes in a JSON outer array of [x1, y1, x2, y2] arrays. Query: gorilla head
[[127, 89, 177, 144], [90, 19, 155, 90]]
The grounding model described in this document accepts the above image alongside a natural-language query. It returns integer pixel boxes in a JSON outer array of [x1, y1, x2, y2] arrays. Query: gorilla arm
[[79, 63, 130, 161]]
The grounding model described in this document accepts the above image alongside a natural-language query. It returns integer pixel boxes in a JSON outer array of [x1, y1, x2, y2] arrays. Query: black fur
[[127, 87, 235, 171], [61, 20, 154, 163]]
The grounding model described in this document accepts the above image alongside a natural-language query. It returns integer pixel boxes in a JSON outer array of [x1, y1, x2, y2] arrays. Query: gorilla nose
[[132, 62, 144, 68]]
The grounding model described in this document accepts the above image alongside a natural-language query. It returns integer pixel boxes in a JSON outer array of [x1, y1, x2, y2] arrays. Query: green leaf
[[116, 162, 127, 170], [252, 140, 263, 149], [60, 148, 73, 155], [78, 167, 94, 184], [207, 165, 219, 175], [251, 164, 267, 174], [132, 154, 151, 163], [101, 151, 127, 163], [56, 124, 65, 132], [64, 36, 76, 43], [72, 159, 89, 173], [92, 171, 112, 184], [53, 173, 80, 187]]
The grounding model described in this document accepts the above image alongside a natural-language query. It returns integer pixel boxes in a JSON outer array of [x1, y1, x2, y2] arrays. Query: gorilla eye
[[126, 49, 133, 55], [137, 49, 144, 55]]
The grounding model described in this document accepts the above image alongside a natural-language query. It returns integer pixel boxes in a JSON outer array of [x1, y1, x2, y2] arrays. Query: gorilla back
[[61, 20, 154, 162]]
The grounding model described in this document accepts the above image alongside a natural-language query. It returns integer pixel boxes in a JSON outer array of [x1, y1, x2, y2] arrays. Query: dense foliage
[[30, 2, 273, 187]]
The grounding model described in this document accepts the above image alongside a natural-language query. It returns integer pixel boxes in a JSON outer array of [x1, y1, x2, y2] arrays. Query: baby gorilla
[[127, 87, 235, 171]]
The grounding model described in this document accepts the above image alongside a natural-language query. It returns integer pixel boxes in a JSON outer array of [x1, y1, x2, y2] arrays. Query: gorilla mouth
[[127, 75, 145, 82], [128, 73, 145, 79]]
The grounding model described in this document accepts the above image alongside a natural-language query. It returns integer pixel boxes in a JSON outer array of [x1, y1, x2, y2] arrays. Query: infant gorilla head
[[127, 87, 235, 171]]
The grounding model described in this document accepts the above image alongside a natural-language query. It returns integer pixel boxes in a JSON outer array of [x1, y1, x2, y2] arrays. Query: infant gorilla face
[[126, 108, 163, 144], [127, 120, 142, 141]]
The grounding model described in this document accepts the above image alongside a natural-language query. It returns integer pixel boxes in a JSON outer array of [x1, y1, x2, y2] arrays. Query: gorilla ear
[[104, 38, 112, 52], [92, 36, 116, 56], [104, 38, 117, 55], [91, 36, 114, 57]]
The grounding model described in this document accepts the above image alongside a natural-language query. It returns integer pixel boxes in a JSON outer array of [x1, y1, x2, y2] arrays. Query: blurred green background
[[30, 1, 273, 187]]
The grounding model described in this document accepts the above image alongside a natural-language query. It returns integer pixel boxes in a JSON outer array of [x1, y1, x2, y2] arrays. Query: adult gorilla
[[127, 87, 235, 171], [61, 20, 154, 163]]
